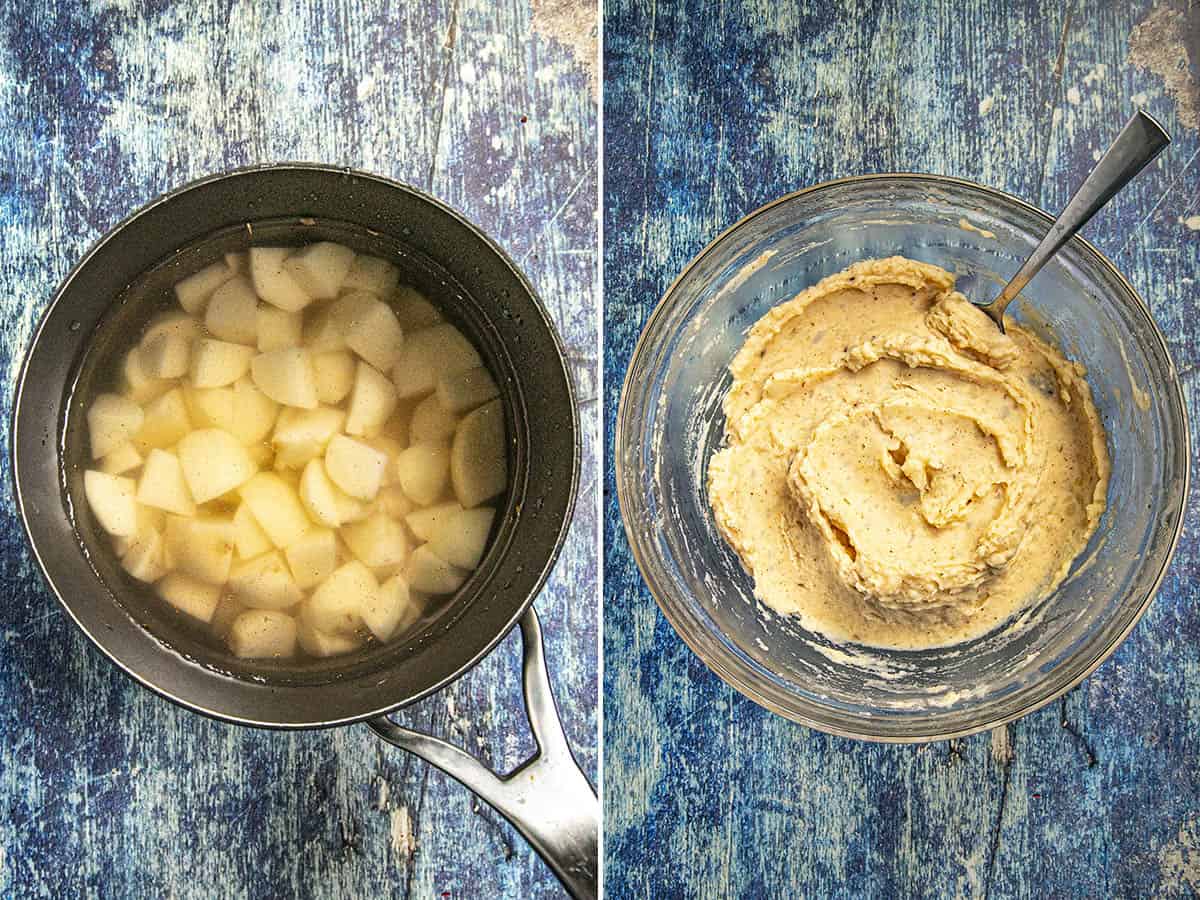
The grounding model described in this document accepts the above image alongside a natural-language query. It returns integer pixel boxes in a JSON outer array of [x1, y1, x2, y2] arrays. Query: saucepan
[[11, 164, 597, 898]]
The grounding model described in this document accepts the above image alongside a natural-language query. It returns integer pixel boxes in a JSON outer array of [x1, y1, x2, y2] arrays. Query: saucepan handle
[[366, 607, 599, 900]]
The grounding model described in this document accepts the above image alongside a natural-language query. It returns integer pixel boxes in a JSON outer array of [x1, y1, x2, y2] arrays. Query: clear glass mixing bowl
[[615, 174, 1189, 741]]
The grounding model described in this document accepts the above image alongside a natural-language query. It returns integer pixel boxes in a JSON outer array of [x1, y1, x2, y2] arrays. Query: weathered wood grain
[[0, 1, 597, 897], [603, 0, 1199, 896]]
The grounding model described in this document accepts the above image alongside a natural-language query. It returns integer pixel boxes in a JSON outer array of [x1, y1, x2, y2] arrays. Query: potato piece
[[232, 503, 272, 559], [273, 406, 345, 447], [88, 393, 145, 459], [174, 260, 234, 315], [229, 376, 279, 444], [451, 400, 507, 508], [336, 491, 370, 523], [137, 449, 196, 516], [394, 444, 450, 506], [302, 306, 348, 354], [336, 291, 404, 373], [143, 312, 200, 344], [204, 276, 259, 345], [341, 512, 409, 570], [251, 348, 319, 409], [393, 286, 443, 332], [256, 306, 302, 352], [133, 388, 191, 451], [285, 527, 337, 590], [313, 351, 356, 405], [306, 561, 376, 635], [227, 610, 297, 658], [158, 572, 221, 623], [408, 395, 459, 445], [345, 362, 398, 437], [376, 484, 416, 519], [362, 573, 420, 641], [297, 619, 364, 657], [282, 241, 355, 300], [393, 324, 481, 399], [228, 550, 303, 610], [177, 429, 258, 504], [210, 595, 247, 640], [140, 332, 190, 379], [429, 507, 495, 570], [123, 346, 173, 404], [365, 435, 404, 485], [404, 545, 467, 595], [100, 441, 143, 476], [191, 339, 255, 389], [404, 501, 463, 542], [83, 470, 138, 537], [237, 473, 311, 548], [325, 434, 387, 501], [121, 527, 168, 582], [184, 386, 235, 433], [165, 514, 234, 585], [343, 255, 400, 297], [249, 247, 313, 312], [437, 366, 500, 415], [298, 459, 344, 528]]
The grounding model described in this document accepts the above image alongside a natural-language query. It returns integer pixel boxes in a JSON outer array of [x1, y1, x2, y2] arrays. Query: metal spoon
[[978, 109, 1171, 331]]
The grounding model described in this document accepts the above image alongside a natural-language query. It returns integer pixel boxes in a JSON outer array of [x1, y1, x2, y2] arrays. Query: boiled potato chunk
[[393, 324, 481, 399], [100, 441, 143, 476], [88, 393, 144, 459], [143, 312, 200, 344], [405, 545, 467, 595], [298, 458, 346, 528], [238, 472, 311, 548], [204, 276, 259, 345], [404, 501, 462, 542], [429, 507, 495, 570], [232, 503, 272, 559], [251, 347, 319, 409], [177, 428, 258, 504], [325, 434, 387, 501], [135, 388, 191, 450], [273, 406, 345, 446], [250, 247, 313, 312], [345, 362, 398, 436], [228, 610, 298, 658], [121, 527, 169, 582], [313, 351, 356, 405], [210, 595, 247, 640], [394, 444, 450, 506], [158, 572, 222, 623], [184, 386, 236, 432], [191, 339, 255, 389], [298, 619, 364, 657], [451, 400, 507, 508], [137, 449, 196, 516], [123, 347, 173, 404], [437, 366, 500, 415], [282, 241, 355, 299], [174, 260, 234, 315], [84, 470, 138, 537], [256, 306, 302, 352], [140, 331, 190, 379], [343, 255, 400, 297], [229, 376, 279, 444], [341, 292, 406, 372], [376, 484, 416, 519], [393, 286, 444, 332], [165, 515, 235, 584], [341, 512, 409, 570], [285, 527, 337, 590], [306, 561, 376, 634], [362, 573, 419, 641], [228, 551, 303, 610], [408, 395, 459, 445]]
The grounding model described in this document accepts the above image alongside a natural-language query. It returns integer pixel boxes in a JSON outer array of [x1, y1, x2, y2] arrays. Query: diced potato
[[343, 254, 400, 297], [184, 386, 235, 432], [158, 572, 221, 623], [404, 545, 467, 595], [297, 619, 364, 657], [256, 306, 302, 352], [165, 515, 234, 585], [174, 260, 234, 315], [229, 376, 279, 445], [140, 332, 190, 379], [394, 444, 450, 506], [380, 401, 415, 446], [341, 512, 409, 570], [376, 484, 416, 519], [336, 491, 370, 523], [210, 595, 247, 639], [245, 442, 274, 469], [362, 573, 419, 641], [84, 470, 138, 536], [273, 440, 322, 470], [285, 528, 337, 589], [191, 339, 255, 388], [204, 276, 259, 345], [100, 441, 143, 476], [305, 561, 376, 634], [134, 388, 192, 451], [228, 610, 297, 658], [143, 312, 200, 344], [393, 286, 444, 332], [232, 503, 272, 559], [249, 247, 313, 312], [137, 449, 196, 516], [302, 305, 348, 354], [123, 347, 174, 404], [437, 366, 500, 415], [408, 395, 459, 445], [451, 399, 507, 508], [273, 406, 346, 446], [228, 551, 303, 610], [88, 393, 144, 459], [345, 362, 398, 437], [177, 429, 258, 504], [299, 459, 344, 528], [429, 507, 496, 570], [238, 472, 311, 548], [313, 351, 356, 405], [121, 527, 168, 582], [393, 324, 481, 399], [404, 501, 463, 542], [251, 348, 319, 409], [325, 434, 387, 501], [282, 241, 355, 300], [340, 292, 406, 372], [365, 435, 404, 485]]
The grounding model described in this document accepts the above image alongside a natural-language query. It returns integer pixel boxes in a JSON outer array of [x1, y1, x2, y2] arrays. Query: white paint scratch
[[978, 95, 995, 116], [1067, 86, 1082, 105], [390, 805, 417, 859]]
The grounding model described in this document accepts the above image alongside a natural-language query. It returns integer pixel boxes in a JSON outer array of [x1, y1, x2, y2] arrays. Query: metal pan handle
[[366, 607, 599, 900]]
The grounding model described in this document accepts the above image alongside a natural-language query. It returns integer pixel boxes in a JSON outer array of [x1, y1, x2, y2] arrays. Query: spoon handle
[[987, 109, 1171, 324]]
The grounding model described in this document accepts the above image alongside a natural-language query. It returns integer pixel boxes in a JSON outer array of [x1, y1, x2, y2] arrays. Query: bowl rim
[[615, 171, 1191, 742]]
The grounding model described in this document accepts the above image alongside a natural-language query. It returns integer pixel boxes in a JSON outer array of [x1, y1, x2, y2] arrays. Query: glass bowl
[[615, 174, 1189, 742]]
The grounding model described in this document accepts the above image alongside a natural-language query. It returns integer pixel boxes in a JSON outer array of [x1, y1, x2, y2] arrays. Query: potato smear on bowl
[[80, 243, 507, 660]]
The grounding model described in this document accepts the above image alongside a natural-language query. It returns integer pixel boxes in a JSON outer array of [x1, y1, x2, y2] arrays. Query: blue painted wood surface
[[603, 1, 1199, 897], [0, 2, 596, 897]]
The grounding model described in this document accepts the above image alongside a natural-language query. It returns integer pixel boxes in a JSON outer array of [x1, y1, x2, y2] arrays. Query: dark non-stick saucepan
[[11, 164, 597, 899]]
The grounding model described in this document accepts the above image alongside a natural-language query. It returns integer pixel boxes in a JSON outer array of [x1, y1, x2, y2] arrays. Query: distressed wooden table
[[0, 2, 596, 897], [603, 1, 1199, 897]]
